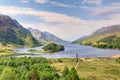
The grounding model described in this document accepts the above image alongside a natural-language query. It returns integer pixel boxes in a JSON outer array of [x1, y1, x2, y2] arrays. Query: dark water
[[13, 44, 120, 58]]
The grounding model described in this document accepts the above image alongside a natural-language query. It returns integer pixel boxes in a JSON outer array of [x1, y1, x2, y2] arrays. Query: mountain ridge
[[74, 24, 120, 49], [0, 14, 41, 47], [28, 27, 66, 43]]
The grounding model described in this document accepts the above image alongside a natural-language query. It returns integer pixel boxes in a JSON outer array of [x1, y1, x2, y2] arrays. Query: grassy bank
[[28, 49, 54, 53], [0, 48, 13, 56], [50, 57, 120, 80]]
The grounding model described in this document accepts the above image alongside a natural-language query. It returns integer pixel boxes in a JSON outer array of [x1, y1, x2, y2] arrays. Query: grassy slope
[[81, 32, 120, 44], [0, 48, 13, 56], [75, 25, 120, 45], [0, 44, 13, 56], [51, 58, 120, 80]]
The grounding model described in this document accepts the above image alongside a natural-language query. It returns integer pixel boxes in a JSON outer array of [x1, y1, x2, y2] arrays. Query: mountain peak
[[28, 27, 65, 43]]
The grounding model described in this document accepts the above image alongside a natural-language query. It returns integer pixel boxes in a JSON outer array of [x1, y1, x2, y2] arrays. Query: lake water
[[13, 44, 120, 58]]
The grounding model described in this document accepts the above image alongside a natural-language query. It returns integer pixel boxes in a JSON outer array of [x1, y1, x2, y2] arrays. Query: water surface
[[13, 44, 120, 58]]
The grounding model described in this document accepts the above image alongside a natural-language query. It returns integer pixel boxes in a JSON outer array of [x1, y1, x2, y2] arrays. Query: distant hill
[[75, 25, 120, 49], [28, 27, 66, 43], [0, 14, 40, 47], [73, 36, 87, 43]]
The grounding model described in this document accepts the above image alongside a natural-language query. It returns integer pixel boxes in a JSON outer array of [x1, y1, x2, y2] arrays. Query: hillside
[[73, 36, 87, 43], [28, 27, 65, 43], [0, 14, 40, 47], [75, 24, 120, 49]]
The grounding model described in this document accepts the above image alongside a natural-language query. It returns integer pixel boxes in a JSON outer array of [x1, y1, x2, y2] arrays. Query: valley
[[0, 13, 120, 80]]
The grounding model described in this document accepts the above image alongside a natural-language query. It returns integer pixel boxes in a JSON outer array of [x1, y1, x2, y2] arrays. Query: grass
[[0, 48, 13, 56], [50, 58, 120, 80], [28, 49, 53, 53], [28, 49, 63, 53]]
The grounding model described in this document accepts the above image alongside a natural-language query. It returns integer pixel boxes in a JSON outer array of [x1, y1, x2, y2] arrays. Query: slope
[[0, 14, 40, 47]]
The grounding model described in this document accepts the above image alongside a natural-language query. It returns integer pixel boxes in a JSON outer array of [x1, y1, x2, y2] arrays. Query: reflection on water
[[13, 44, 120, 58]]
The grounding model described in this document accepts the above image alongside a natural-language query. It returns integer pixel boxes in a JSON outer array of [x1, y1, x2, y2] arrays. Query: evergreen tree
[[62, 66, 69, 77]]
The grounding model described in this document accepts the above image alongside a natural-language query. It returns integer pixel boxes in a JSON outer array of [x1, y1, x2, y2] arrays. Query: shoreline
[[109, 54, 120, 58]]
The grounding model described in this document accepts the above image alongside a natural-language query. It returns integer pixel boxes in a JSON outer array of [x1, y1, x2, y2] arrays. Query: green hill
[[75, 24, 120, 49], [0, 14, 41, 47]]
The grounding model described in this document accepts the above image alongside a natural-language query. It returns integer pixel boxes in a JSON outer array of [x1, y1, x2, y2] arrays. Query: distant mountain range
[[74, 25, 120, 49], [0, 14, 40, 47], [28, 27, 66, 43]]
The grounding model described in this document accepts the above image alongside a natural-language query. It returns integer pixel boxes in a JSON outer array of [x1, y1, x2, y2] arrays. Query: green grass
[[50, 58, 120, 80], [0, 48, 13, 56], [28, 49, 54, 53]]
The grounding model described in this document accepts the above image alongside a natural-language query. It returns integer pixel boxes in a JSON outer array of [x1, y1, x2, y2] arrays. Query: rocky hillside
[[0, 14, 40, 47], [75, 25, 120, 49], [28, 27, 65, 43]]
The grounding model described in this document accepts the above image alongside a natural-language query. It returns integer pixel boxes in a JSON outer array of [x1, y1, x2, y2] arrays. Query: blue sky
[[0, 0, 120, 41]]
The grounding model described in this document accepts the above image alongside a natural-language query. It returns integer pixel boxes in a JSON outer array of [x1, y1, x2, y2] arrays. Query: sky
[[0, 0, 120, 41]]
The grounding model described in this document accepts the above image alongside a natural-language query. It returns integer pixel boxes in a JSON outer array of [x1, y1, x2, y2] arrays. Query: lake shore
[[110, 54, 120, 58]]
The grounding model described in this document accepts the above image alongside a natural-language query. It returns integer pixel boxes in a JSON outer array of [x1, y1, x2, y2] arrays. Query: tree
[[43, 43, 64, 52], [66, 67, 80, 80], [25, 70, 39, 80], [0, 67, 19, 80], [62, 66, 69, 77]]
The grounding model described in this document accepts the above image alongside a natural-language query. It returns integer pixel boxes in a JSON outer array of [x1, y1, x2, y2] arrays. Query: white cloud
[[0, 6, 80, 23], [21, 0, 29, 3], [47, 1, 75, 8], [0, 5, 120, 41], [82, 0, 102, 5], [82, 3, 120, 19], [33, 0, 74, 8], [34, 0, 48, 4], [94, 5, 120, 16]]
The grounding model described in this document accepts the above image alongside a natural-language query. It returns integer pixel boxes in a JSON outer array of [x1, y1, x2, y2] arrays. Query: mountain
[[28, 27, 65, 43], [75, 24, 120, 49], [73, 36, 87, 43], [0, 14, 40, 47]]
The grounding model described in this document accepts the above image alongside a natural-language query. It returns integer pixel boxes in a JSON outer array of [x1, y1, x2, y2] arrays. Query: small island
[[28, 43, 65, 53]]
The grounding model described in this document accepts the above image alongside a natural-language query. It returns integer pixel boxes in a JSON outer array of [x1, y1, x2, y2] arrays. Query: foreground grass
[[0, 56, 119, 80], [50, 58, 120, 80]]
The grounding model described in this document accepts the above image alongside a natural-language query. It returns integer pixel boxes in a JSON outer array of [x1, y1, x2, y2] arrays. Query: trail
[[75, 62, 79, 69]]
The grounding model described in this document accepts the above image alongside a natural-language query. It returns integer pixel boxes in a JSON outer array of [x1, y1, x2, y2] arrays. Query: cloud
[[34, 0, 48, 4], [0, 6, 80, 23], [82, 3, 120, 19], [21, 0, 29, 3], [82, 0, 102, 5], [93, 4, 120, 19], [33, 0, 74, 8], [0, 5, 120, 41]]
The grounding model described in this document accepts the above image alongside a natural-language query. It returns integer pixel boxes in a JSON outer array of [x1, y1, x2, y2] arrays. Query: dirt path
[[75, 62, 79, 69]]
